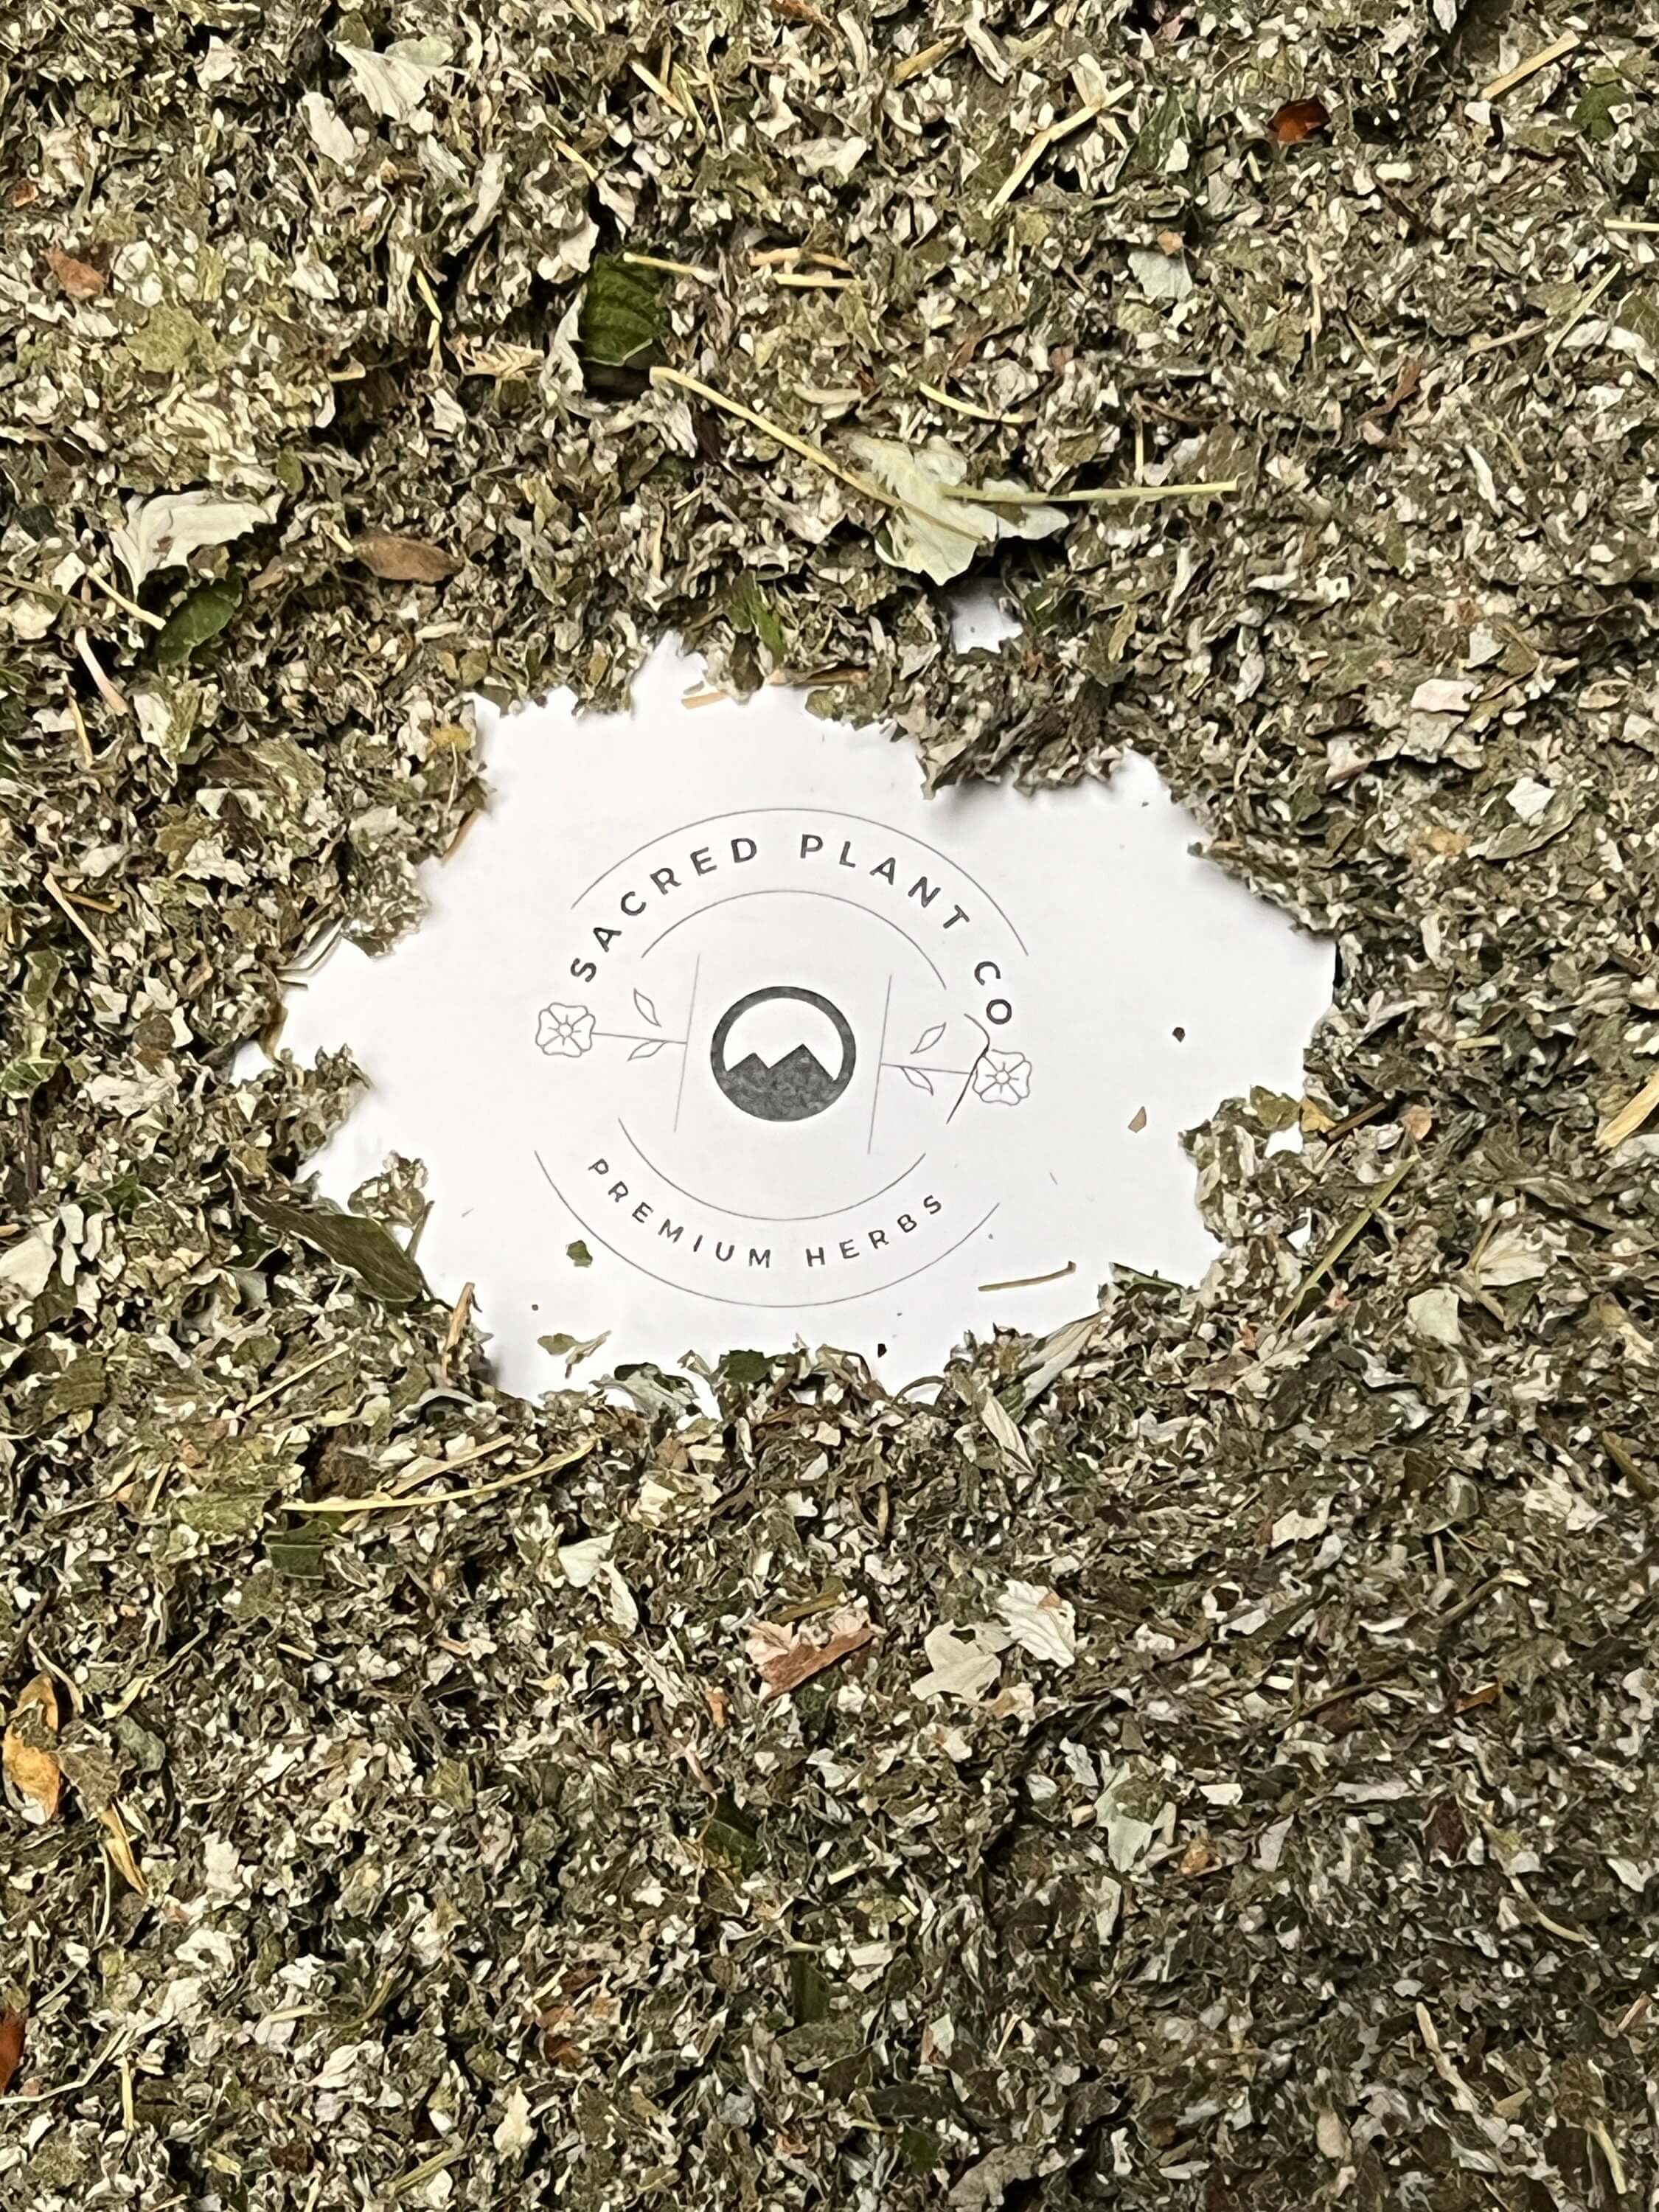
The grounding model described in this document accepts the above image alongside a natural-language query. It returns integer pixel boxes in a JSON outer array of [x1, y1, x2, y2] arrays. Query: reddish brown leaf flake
[[1455, 1680, 1502, 1712], [45, 246, 106, 300], [1268, 98, 1331, 145], [0, 2008, 24, 2096], [354, 531, 462, 582], [748, 1601, 877, 1702]]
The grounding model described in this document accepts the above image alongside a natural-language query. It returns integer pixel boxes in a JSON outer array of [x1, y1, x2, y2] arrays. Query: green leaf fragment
[[701, 1792, 764, 1872], [178, 1489, 272, 1540], [900, 2129, 942, 2174], [720, 1349, 771, 1385], [790, 1951, 830, 2025], [245, 1192, 427, 1304], [123, 302, 217, 374], [265, 1522, 335, 1578], [44, 1352, 107, 1417], [1572, 74, 1627, 143], [778, 2016, 864, 2073], [0, 1054, 60, 1098], [729, 574, 786, 662], [156, 579, 243, 667], [579, 254, 663, 366]]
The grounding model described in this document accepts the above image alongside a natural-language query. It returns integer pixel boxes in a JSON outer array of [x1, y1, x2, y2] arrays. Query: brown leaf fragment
[[0, 2008, 24, 2096], [748, 1601, 877, 1702], [45, 245, 105, 299], [1455, 1680, 1503, 1712], [1363, 355, 1421, 422], [1603, 1432, 1655, 1498], [354, 531, 462, 582], [4, 1672, 62, 1823], [1425, 1795, 1470, 1861], [1268, 98, 1330, 145]]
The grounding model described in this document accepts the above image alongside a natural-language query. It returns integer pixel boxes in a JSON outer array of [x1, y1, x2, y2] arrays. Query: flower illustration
[[536, 1002, 595, 1058], [972, 1048, 1032, 1106]]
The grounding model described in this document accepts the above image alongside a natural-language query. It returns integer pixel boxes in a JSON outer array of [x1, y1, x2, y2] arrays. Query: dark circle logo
[[710, 987, 856, 1122]]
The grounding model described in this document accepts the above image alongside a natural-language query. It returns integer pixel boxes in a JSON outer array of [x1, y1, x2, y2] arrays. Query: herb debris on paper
[[4, 4, 1659, 2208]]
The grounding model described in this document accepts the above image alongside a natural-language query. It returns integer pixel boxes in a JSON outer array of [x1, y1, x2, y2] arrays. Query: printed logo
[[532, 808, 1032, 1310]]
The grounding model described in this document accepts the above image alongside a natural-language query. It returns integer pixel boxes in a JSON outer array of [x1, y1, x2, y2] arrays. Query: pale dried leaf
[[112, 490, 280, 587], [997, 1580, 1077, 1667], [842, 433, 1065, 583], [336, 37, 451, 124], [911, 1621, 1008, 1704], [1270, 1496, 1332, 1549], [1407, 1285, 1462, 1346], [1411, 678, 1475, 714]]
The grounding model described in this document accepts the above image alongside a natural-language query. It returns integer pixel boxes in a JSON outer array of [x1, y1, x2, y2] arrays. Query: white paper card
[[274, 644, 1330, 1391]]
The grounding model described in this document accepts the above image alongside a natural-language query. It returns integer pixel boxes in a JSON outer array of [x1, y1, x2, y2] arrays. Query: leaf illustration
[[629, 1040, 665, 1060], [911, 1023, 946, 1054], [633, 990, 660, 1026], [902, 1065, 934, 1093]]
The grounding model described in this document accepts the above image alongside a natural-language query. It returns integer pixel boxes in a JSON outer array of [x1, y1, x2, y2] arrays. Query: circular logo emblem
[[709, 986, 856, 1121], [530, 807, 1032, 1310]]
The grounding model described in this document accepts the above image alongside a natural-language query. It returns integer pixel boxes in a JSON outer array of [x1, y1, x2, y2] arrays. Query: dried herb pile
[[4, 4, 1659, 2207]]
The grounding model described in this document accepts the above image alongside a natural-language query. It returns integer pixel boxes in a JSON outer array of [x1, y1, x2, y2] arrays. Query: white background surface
[[270, 640, 1331, 1392]]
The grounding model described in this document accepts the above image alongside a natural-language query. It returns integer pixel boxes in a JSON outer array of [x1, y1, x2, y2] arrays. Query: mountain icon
[[709, 986, 858, 1122], [720, 1044, 843, 1121]]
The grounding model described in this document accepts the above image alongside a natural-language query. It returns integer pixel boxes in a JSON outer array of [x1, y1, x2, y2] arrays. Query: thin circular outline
[[534, 1150, 999, 1310], [569, 804, 1029, 954], [640, 888, 947, 987], [710, 983, 856, 1119], [617, 1117, 928, 1225]]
